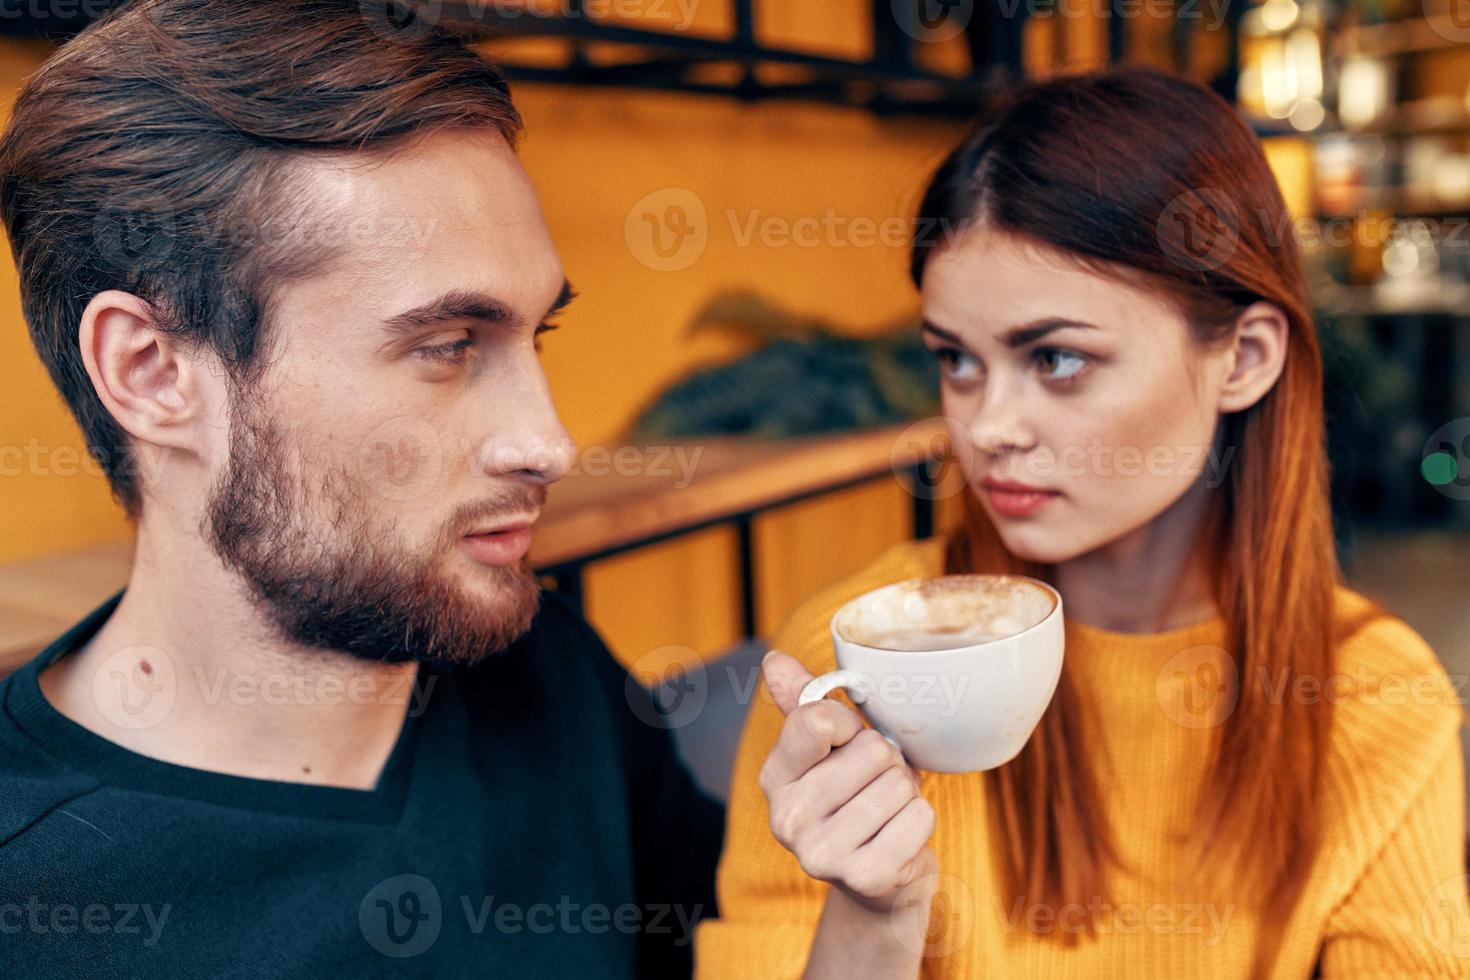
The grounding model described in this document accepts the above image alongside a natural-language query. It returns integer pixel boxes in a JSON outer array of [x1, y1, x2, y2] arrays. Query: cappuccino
[[834, 575, 1055, 653]]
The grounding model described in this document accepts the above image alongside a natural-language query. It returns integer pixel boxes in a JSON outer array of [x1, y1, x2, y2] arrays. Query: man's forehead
[[271, 130, 559, 323], [290, 128, 535, 233]]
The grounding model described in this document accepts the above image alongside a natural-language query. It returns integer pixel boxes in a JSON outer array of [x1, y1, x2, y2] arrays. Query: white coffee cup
[[797, 574, 1064, 773]]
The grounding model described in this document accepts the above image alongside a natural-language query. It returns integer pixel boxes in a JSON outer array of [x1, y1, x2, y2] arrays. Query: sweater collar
[[3, 589, 426, 823], [1065, 611, 1229, 655]]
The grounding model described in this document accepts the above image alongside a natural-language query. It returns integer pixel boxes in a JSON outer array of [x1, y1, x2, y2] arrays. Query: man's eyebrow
[[380, 279, 576, 337], [920, 317, 1099, 350]]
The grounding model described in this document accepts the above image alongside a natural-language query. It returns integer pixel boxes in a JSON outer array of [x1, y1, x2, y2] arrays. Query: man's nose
[[472, 374, 575, 486]]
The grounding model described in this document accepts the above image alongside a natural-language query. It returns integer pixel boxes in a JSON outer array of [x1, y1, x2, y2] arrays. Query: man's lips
[[466, 516, 537, 536], [460, 518, 536, 566]]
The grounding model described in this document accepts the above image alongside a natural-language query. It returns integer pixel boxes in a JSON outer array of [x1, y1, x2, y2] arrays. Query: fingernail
[[761, 649, 778, 666]]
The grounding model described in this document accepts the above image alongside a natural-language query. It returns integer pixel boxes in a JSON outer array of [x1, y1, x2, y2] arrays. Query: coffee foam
[[835, 575, 1056, 652]]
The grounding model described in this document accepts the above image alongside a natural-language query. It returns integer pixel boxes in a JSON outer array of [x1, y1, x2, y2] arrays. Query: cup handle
[[798, 668, 873, 706], [797, 670, 903, 753]]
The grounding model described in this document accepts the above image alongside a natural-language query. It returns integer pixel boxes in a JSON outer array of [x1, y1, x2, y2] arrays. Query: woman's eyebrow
[[922, 317, 1099, 349], [920, 320, 968, 347], [1001, 317, 1100, 347]]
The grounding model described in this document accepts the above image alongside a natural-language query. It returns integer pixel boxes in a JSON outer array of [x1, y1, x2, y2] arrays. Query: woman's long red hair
[[910, 66, 1387, 971]]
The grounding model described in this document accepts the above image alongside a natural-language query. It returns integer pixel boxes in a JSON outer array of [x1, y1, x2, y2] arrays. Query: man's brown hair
[[0, 0, 521, 516]]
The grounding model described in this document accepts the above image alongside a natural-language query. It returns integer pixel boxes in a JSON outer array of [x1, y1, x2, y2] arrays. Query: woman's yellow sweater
[[695, 537, 1470, 978]]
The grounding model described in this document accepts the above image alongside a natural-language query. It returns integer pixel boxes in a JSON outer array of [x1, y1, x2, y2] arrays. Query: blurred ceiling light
[[1338, 56, 1392, 130], [1358, 134, 1388, 165], [1286, 28, 1323, 99], [1261, 41, 1294, 118], [1431, 154, 1470, 204], [1291, 97, 1327, 130], [1260, 0, 1300, 32], [1238, 0, 1326, 129], [1382, 221, 1438, 278]]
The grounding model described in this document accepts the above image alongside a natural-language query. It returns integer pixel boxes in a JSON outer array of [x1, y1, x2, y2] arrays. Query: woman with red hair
[[697, 66, 1470, 979]]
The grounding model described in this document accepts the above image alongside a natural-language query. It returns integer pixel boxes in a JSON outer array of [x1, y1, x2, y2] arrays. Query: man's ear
[[1216, 300, 1290, 414], [78, 289, 206, 453]]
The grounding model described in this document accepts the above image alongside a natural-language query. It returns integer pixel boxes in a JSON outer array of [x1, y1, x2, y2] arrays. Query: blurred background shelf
[[1334, 14, 1467, 56]]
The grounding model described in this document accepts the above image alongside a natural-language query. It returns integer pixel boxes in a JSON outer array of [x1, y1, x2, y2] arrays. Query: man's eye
[[414, 337, 473, 363], [534, 321, 559, 353]]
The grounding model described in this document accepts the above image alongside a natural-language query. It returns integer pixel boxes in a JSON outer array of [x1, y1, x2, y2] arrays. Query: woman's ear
[[78, 289, 205, 451], [1216, 301, 1289, 414]]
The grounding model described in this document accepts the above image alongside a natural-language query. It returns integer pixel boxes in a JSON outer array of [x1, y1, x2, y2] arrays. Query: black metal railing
[[537, 458, 939, 639]]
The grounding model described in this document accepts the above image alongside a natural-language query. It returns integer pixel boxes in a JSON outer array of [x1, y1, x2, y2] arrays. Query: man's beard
[[203, 396, 545, 666]]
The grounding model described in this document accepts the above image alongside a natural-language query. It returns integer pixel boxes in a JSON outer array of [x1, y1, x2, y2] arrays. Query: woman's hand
[[758, 650, 938, 916]]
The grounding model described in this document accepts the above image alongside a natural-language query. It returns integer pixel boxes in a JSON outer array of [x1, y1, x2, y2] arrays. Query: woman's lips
[[459, 526, 533, 566], [981, 480, 1061, 518]]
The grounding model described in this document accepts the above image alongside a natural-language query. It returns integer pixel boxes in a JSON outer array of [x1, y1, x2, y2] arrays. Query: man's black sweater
[[0, 590, 723, 978]]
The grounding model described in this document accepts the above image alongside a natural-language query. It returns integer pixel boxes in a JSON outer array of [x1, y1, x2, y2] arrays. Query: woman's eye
[[1035, 347, 1087, 382], [414, 337, 474, 363], [934, 346, 981, 382]]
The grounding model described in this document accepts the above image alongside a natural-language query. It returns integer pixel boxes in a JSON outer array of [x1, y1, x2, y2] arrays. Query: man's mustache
[[451, 485, 548, 538]]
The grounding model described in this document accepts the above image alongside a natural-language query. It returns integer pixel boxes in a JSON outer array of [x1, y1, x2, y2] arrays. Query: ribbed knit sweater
[[695, 537, 1470, 978]]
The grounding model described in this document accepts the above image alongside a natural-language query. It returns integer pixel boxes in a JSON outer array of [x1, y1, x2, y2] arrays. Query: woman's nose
[[965, 386, 1035, 456]]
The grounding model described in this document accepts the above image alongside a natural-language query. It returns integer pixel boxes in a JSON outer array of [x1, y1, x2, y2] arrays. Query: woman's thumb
[[762, 650, 814, 716]]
